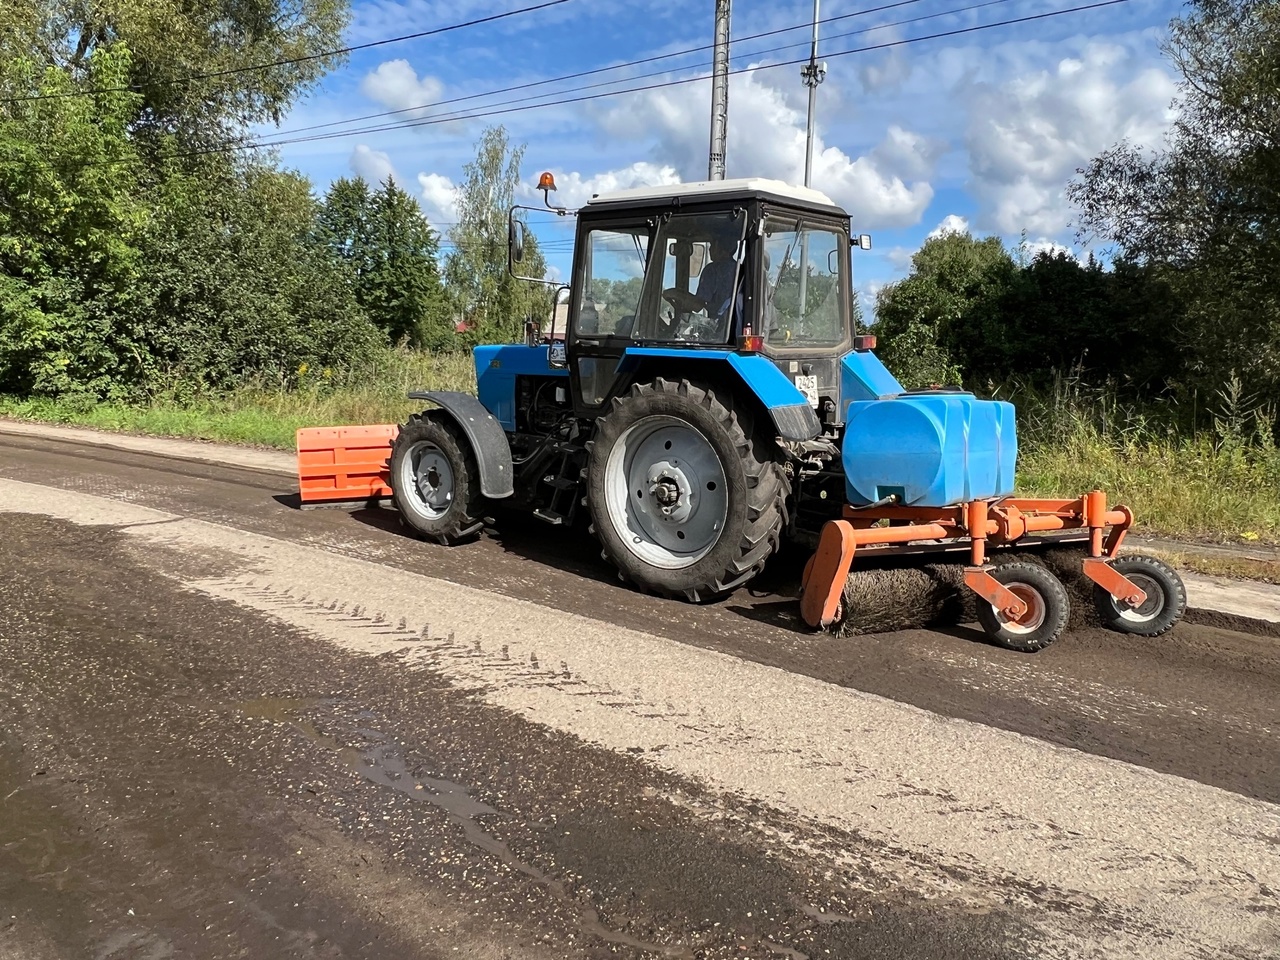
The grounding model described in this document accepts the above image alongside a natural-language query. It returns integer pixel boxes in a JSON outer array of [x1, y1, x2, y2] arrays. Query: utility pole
[[801, 0, 826, 187], [798, 0, 825, 324], [707, 0, 731, 180]]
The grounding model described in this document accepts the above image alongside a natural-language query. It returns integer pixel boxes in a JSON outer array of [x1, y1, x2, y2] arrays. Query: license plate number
[[794, 375, 819, 407]]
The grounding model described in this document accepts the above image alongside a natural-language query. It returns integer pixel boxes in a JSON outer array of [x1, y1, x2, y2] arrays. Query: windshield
[[761, 219, 848, 348]]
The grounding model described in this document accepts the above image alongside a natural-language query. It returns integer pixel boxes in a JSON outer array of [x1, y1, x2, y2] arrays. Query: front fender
[[617, 348, 821, 441], [407, 390, 515, 498]]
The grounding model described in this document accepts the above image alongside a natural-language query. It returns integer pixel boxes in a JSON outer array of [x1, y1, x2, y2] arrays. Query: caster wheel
[[1092, 555, 1186, 637], [975, 561, 1071, 653]]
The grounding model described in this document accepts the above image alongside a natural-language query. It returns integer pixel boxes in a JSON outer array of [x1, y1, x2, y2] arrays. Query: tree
[[318, 177, 449, 347], [872, 232, 1013, 388], [1069, 0, 1280, 407], [365, 180, 449, 347], [6, 0, 350, 144], [119, 157, 381, 395], [444, 125, 551, 344], [0, 0, 384, 400], [0, 44, 145, 397]]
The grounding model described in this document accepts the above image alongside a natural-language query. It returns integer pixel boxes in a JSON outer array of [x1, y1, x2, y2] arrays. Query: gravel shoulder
[[2, 480, 1278, 959]]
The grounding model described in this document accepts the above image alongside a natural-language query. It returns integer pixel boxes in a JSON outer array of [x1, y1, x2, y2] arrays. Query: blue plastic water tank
[[839, 352, 1017, 507]]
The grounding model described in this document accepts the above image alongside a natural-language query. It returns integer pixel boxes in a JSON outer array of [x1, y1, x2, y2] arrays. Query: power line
[[289, 0, 1017, 143], [77, 0, 1131, 172], [275, 0, 930, 140], [125, 0, 1018, 165], [250, 0, 1134, 152], [1, 0, 574, 104]]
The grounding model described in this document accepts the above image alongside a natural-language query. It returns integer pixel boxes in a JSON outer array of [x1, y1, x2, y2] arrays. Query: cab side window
[[642, 212, 744, 343]]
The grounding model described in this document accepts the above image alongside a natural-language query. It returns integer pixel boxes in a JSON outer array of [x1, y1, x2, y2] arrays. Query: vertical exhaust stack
[[708, 0, 731, 180]]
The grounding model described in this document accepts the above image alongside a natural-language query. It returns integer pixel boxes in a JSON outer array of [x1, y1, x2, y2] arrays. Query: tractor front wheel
[[586, 378, 789, 601], [390, 413, 486, 544]]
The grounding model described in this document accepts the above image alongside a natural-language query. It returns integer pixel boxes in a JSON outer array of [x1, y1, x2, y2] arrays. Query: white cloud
[[595, 70, 934, 229], [416, 172, 459, 227], [349, 145, 397, 185], [1021, 237, 1079, 262], [927, 214, 970, 239], [964, 42, 1177, 237], [871, 125, 948, 181], [360, 59, 444, 117], [858, 49, 912, 93], [520, 161, 682, 209], [883, 246, 917, 270], [857, 281, 884, 322]]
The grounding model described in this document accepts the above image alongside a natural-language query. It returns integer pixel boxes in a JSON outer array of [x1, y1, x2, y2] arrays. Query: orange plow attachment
[[296, 424, 398, 505]]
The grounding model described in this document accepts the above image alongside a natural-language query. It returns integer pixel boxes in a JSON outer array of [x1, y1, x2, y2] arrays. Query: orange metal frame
[[296, 424, 397, 504], [799, 490, 1142, 629]]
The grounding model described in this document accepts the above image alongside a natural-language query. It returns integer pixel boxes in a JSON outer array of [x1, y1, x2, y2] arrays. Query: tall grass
[[4, 351, 1279, 544], [1006, 375, 1280, 543], [0, 348, 476, 450]]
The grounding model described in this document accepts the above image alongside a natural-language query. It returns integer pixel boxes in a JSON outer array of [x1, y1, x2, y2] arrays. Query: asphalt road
[[1, 430, 1278, 960]]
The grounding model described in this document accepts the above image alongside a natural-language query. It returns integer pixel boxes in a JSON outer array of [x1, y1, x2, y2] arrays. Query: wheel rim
[[993, 582, 1047, 635], [603, 415, 730, 570], [1109, 572, 1165, 623], [399, 440, 454, 521]]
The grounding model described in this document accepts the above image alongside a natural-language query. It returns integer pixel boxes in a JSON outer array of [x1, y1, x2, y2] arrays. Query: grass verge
[[0, 350, 476, 450], [1137, 550, 1280, 586], [3, 350, 1278, 550]]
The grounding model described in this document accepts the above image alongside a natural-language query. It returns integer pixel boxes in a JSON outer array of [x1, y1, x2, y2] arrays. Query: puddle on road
[[236, 697, 695, 959]]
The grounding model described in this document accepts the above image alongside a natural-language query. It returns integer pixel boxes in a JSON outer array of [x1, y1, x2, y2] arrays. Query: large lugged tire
[[1092, 555, 1186, 637], [390, 413, 486, 544], [975, 561, 1071, 653], [586, 377, 789, 601]]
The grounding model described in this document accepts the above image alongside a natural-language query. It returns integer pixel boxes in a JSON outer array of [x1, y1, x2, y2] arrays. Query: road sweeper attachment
[[798, 491, 1185, 652]]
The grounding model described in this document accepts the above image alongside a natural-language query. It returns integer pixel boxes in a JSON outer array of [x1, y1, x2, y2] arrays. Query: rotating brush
[[833, 547, 1106, 637]]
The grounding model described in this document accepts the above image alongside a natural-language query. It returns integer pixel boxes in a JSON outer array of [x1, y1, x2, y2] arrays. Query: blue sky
[[265, 0, 1181, 311]]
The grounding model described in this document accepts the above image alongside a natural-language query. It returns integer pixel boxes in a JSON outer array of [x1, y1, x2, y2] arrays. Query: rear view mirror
[[509, 219, 526, 264]]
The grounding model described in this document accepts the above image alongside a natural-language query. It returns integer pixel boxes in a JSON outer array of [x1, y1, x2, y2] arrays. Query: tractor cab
[[513, 177, 871, 428]]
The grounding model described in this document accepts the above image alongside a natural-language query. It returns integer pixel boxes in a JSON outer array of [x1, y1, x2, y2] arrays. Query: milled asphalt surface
[[1, 426, 1279, 959]]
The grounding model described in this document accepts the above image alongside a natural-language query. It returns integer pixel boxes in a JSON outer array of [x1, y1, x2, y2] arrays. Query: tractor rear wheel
[[586, 378, 789, 601], [390, 413, 486, 544]]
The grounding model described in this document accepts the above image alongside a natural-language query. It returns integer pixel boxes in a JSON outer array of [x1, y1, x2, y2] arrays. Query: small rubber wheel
[[390, 412, 486, 545], [1092, 555, 1186, 637], [975, 562, 1071, 653]]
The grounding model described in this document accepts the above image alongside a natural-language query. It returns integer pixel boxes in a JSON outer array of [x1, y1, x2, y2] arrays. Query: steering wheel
[[662, 287, 704, 314]]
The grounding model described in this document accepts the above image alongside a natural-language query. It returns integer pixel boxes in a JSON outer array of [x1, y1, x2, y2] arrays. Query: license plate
[[794, 375, 819, 407]]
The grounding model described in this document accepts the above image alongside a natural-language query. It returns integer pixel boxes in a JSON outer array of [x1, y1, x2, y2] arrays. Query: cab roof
[[584, 177, 847, 216]]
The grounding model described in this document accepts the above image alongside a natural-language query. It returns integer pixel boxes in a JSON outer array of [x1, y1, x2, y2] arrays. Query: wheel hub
[[400, 442, 454, 520], [1116, 572, 1165, 623], [603, 417, 730, 570], [648, 466, 695, 523]]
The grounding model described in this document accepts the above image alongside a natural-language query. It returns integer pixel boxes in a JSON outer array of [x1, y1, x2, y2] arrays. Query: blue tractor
[[383, 174, 1184, 650]]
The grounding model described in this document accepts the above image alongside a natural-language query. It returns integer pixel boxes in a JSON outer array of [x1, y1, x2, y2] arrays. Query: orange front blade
[[296, 424, 398, 504]]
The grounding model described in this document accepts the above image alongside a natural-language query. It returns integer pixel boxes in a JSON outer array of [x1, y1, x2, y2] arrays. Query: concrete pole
[[798, 0, 826, 324], [801, 0, 825, 188], [708, 0, 731, 181]]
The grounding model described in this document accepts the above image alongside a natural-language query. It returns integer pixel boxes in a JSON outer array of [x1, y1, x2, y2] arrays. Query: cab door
[[566, 220, 653, 412]]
